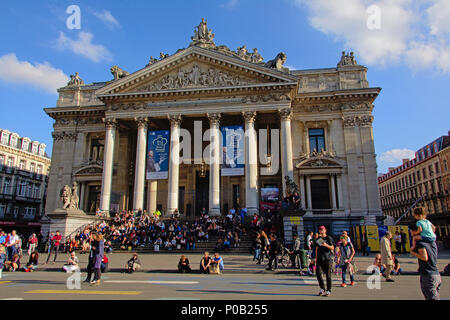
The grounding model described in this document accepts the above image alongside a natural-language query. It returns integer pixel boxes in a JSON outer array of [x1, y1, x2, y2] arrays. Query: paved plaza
[[0, 251, 448, 300]]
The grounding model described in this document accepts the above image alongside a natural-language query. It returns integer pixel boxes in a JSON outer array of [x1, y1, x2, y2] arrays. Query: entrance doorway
[[195, 170, 209, 216]]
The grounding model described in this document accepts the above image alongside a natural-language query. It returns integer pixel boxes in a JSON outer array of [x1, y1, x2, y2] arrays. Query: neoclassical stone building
[[44, 20, 382, 236]]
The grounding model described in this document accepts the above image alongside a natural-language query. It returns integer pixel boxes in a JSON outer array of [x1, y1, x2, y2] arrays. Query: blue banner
[[146, 130, 169, 180], [221, 125, 244, 176]]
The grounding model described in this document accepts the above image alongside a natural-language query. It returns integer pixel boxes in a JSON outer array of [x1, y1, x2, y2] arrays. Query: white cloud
[[379, 148, 415, 163], [295, 0, 450, 74], [427, 0, 450, 35], [0, 53, 69, 94], [93, 10, 121, 30], [220, 0, 239, 9], [56, 31, 112, 63]]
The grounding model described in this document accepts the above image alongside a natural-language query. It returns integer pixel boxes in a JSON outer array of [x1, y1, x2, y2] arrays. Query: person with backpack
[[337, 235, 356, 287], [315, 226, 335, 297]]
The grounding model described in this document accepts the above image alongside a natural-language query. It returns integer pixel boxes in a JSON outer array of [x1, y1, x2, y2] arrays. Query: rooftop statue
[[264, 52, 289, 72], [67, 72, 84, 86], [110, 65, 130, 80], [337, 51, 358, 67], [190, 18, 216, 48]]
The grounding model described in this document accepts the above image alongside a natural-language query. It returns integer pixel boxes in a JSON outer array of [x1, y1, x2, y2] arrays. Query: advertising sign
[[221, 125, 244, 176], [146, 130, 169, 180]]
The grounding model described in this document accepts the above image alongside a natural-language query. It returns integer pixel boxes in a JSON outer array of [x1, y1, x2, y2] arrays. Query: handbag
[[210, 264, 220, 275]]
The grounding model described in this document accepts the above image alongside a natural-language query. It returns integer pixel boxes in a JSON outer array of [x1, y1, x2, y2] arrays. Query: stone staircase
[[111, 233, 254, 255]]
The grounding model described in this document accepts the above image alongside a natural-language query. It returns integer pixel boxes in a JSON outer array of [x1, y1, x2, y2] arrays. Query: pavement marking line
[[104, 280, 199, 285], [0, 281, 12, 284], [25, 290, 141, 295]]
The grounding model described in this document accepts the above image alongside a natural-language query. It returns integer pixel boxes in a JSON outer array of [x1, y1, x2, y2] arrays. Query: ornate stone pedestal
[[45, 208, 100, 239]]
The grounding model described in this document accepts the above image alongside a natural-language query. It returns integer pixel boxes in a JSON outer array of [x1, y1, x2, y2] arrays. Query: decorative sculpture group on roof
[[337, 51, 358, 67], [67, 72, 84, 86], [190, 18, 216, 48]]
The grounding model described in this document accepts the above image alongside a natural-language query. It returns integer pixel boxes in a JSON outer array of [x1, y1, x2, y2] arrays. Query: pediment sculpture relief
[[135, 65, 250, 91]]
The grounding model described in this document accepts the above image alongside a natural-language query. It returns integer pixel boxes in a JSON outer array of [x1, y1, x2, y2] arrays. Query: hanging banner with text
[[221, 125, 244, 176], [146, 130, 169, 180]]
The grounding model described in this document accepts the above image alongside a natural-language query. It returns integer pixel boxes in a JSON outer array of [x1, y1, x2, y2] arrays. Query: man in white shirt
[[7, 230, 19, 261]]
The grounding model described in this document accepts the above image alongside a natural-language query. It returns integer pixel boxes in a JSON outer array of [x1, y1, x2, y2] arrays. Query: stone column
[[243, 111, 258, 215], [100, 118, 117, 215], [167, 115, 181, 216], [79, 182, 86, 211], [299, 175, 306, 210], [279, 108, 294, 197], [337, 174, 344, 209], [207, 113, 221, 216], [133, 117, 148, 211], [330, 174, 337, 210], [306, 175, 312, 210], [147, 180, 157, 214]]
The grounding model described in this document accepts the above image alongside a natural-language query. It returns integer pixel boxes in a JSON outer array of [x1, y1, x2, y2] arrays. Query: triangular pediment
[[96, 46, 298, 96]]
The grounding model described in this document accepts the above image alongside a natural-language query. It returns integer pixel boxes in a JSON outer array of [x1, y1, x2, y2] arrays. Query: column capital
[[207, 112, 221, 126], [278, 108, 292, 120], [134, 117, 148, 129], [242, 111, 257, 123], [168, 114, 182, 127], [103, 117, 117, 129]]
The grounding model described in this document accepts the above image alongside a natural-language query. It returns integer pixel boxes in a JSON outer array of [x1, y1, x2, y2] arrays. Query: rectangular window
[[308, 128, 326, 153], [19, 159, 26, 170], [30, 162, 35, 172], [1, 134, 8, 145], [7, 157, 14, 167], [311, 179, 331, 210], [36, 165, 42, 174], [435, 163, 440, 174], [0, 154, 4, 166], [423, 168, 427, 179], [0, 205, 5, 218]]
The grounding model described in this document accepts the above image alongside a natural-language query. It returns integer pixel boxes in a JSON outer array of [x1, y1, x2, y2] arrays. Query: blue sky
[[0, 0, 449, 174]]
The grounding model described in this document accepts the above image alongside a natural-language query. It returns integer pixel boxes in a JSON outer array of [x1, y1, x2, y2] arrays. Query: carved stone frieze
[[342, 115, 374, 128], [241, 93, 290, 104], [136, 64, 247, 91], [51, 131, 78, 142]]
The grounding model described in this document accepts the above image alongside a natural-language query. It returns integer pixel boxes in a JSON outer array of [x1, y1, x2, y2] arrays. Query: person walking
[[291, 235, 301, 268], [91, 233, 104, 286], [337, 235, 355, 287], [380, 232, 395, 282], [84, 233, 95, 283], [266, 234, 280, 271], [410, 237, 441, 300], [315, 226, 335, 297], [46, 231, 62, 264]]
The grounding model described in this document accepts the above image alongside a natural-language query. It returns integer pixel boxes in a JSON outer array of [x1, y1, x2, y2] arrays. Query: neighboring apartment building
[[0, 129, 51, 234], [378, 131, 450, 240]]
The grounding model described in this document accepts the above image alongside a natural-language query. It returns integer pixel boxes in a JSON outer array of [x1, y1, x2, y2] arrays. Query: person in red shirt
[[46, 231, 62, 264]]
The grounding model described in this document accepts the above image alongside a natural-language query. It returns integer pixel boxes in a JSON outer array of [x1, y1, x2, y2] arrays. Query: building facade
[[44, 20, 382, 237], [0, 129, 50, 233], [378, 132, 450, 239]]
